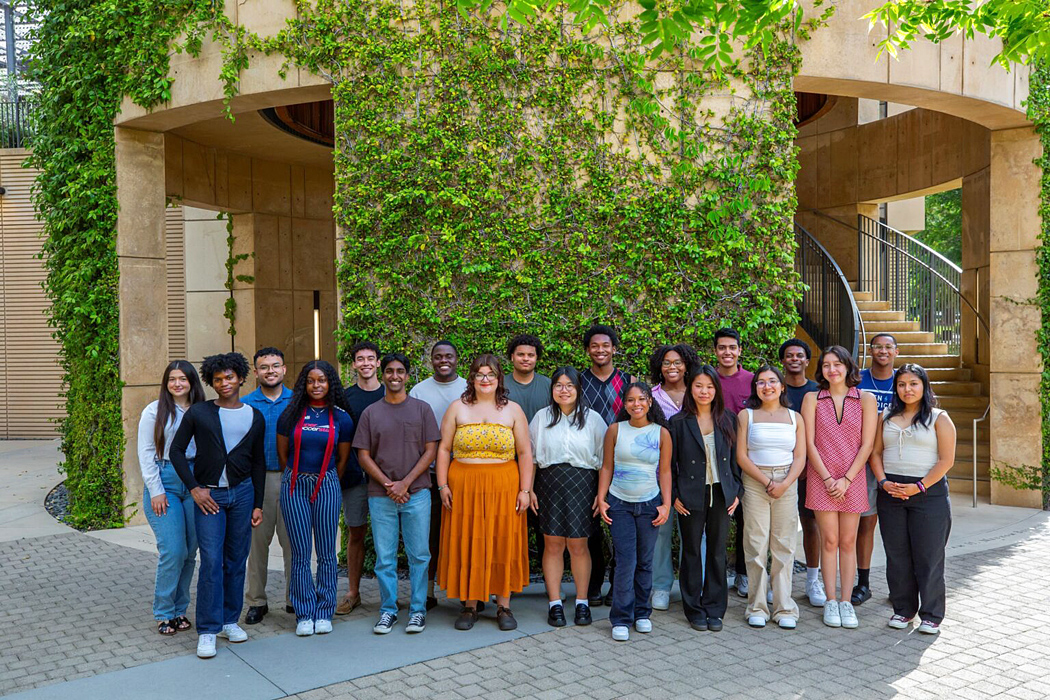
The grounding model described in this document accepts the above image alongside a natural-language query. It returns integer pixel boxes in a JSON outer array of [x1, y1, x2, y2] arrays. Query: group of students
[[137, 324, 955, 657]]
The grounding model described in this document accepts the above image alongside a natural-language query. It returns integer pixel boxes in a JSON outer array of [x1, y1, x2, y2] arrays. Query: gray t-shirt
[[505, 373, 552, 422], [218, 404, 253, 487], [409, 376, 467, 424], [353, 397, 441, 497]]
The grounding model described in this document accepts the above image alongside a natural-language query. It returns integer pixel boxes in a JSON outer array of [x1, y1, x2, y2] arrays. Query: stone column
[[988, 127, 1043, 508], [961, 167, 991, 392], [116, 127, 168, 526]]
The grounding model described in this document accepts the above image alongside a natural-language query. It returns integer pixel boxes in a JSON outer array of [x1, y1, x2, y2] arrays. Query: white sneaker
[[839, 601, 858, 629], [888, 614, 913, 630], [766, 586, 773, 605], [917, 620, 940, 635], [807, 577, 827, 607], [747, 615, 766, 628], [314, 619, 332, 634], [296, 619, 315, 636], [634, 618, 652, 633], [651, 590, 670, 611], [611, 625, 630, 641], [823, 600, 841, 628], [196, 633, 217, 658], [778, 617, 797, 629], [736, 574, 749, 598], [218, 623, 247, 643]]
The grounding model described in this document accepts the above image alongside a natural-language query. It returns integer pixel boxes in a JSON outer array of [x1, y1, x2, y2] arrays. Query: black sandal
[[157, 620, 177, 636], [173, 616, 192, 631]]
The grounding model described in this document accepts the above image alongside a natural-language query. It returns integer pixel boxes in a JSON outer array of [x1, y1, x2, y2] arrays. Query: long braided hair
[[278, 360, 351, 432]]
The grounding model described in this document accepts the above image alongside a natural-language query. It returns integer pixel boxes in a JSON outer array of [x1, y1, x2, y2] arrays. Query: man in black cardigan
[[171, 352, 266, 659]]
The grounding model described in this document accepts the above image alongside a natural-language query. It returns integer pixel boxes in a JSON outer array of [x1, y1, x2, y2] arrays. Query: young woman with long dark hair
[[870, 364, 955, 635], [670, 365, 741, 632], [436, 354, 535, 632], [529, 366, 606, 628], [737, 366, 806, 630], [276, 360, 354, 637], [138, 360, 206, 635], [596, 382, 671, 641], [801, 346, 877, 630]]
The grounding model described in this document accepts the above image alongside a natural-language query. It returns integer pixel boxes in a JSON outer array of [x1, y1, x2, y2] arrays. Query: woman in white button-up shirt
[[528, 367, 606, 628], [137, 360, 204, 636]]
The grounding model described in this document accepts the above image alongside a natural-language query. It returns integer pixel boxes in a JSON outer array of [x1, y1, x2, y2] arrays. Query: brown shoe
[[335, 595, 361, 616], [454, 606, 478, 631], [496, 606, 517, 631]]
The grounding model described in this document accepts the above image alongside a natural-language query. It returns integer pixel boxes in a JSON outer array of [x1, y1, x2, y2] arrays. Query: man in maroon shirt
[[713, 327, 753, 596]]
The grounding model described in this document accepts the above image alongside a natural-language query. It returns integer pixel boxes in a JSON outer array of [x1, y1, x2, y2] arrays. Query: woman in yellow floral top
[[435, 353, 535, 632]]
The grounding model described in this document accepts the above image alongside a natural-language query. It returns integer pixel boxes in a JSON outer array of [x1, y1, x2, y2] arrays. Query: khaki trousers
[[741, 468, 800, 622], [245, 470, 292, 607]]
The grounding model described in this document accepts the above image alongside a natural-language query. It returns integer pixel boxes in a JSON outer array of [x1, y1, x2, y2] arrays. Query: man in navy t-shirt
[[854, 333, 900, 606]]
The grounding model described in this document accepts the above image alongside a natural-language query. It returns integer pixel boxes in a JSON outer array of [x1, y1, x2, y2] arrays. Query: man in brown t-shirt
[[355, 353, 440, 634]]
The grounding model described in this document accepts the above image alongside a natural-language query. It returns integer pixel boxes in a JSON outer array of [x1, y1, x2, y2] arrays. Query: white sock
[[807, 567, 819, 584], [576, 598, 589, 608], [549, 599, 562, 609]]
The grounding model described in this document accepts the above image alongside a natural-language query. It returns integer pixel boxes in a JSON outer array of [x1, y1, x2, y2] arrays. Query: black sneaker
[[851, 584, 872, 605], [688, 617, 707, 632], [574, 604, 592, 626], [588, 594, 604, 607], [373, 612, 397, 634], [602, 592, 613, 607], [547, 604, 567, 627], [405, 612, 426, 634], [707, 618, 723, 632]]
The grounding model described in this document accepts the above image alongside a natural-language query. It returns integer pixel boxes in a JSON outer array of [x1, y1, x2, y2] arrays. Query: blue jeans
[[608, 493, 661, 627], [369, 489, 431, 616], [143, 460, 198, 621], [280, 470, 341, 622], [194, 479, 254, 634], [653, 513, 706, 592]]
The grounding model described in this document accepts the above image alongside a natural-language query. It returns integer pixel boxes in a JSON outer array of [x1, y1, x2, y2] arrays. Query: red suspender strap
[[312, 410, 336, 503], [289, 410, 308, 496]]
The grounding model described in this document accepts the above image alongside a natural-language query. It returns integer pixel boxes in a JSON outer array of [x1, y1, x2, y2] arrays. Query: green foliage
[[221, 212, 255, 337], [24, 0, 219, 528], [1024, 61, 1050, 509], [913, 188, 962, 265], [261, 0, 807, 377], [866, 0, 1050, 68]]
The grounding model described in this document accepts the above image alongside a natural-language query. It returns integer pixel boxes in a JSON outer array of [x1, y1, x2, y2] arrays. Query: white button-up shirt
[[528, 406, 606, 470]]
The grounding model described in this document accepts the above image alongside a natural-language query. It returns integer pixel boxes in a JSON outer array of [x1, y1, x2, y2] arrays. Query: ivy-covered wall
[[266, 1, 803, 376]]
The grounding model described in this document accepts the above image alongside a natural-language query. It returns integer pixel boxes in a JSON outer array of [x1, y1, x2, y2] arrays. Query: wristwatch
[[878, 478, 888, 490]]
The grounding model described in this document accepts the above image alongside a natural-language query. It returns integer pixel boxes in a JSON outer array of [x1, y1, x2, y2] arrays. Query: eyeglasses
[[755, 379, 781, 387], [476, 374, 498, 382], [661, 360, 684, 368], [553, 384, 576, 392]]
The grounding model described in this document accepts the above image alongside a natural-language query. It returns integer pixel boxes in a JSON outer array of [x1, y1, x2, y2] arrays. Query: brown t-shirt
[[353, 396, 441, 497]]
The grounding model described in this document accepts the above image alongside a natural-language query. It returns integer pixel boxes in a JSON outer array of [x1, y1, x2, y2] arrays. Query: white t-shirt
[[409, 376, 468, 424], [218, 404, 253, 487]]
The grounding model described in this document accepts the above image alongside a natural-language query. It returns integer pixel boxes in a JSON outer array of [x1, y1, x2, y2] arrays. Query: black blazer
[[170, 400, 267, 509], [670, 411, 742, 510]]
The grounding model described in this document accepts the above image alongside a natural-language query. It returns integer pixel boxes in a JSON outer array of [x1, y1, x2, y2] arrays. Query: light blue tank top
[[609, 421, 662, 503]]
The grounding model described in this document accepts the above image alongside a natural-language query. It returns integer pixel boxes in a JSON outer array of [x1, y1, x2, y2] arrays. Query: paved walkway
[[3, 439, 1049, 699]]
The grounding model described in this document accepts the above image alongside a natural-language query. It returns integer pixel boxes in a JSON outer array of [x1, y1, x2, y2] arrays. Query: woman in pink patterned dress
[[800, 346, 877, 630]]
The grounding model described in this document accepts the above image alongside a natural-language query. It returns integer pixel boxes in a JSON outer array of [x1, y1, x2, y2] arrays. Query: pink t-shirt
[[717, 365, 754, 415]]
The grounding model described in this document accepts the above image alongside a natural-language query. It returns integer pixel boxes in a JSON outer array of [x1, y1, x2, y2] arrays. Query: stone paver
[[286, 525, 1050, 700]]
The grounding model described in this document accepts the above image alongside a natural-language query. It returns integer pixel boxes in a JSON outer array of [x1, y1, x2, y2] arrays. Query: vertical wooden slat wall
[[165, 206, 187, 361], [0, 150, 63, 438]]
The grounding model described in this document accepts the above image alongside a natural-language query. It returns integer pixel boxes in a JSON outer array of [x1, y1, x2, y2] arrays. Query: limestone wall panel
[[186, 291, 234, 361], [252, 159, 293, 216], [989, 128, 1041, 252], [119, 258, 169, 385], [291, 217, 336, 291], [122, 384, 161, 525], [183, 216, 229, 292], [115, 130, 166, 258]]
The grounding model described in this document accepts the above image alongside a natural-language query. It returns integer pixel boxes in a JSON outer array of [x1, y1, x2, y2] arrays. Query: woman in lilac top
[[649, 344, 700, 609]]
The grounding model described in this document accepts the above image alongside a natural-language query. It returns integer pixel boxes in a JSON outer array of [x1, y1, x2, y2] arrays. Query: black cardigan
[[669, 411, 742, 509], [170, 400, 267, 509]]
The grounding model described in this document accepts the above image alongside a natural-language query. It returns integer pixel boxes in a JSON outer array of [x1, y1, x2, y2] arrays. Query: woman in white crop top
[[870, 364, 956, 635], [735, 366, 806, 629]]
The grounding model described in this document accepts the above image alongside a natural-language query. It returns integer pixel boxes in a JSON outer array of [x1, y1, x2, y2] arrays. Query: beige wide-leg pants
[[245, 470, 292, 608], [741, 467, 800, 622]]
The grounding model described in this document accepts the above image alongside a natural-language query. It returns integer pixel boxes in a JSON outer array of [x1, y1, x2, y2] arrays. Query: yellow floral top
[[453, 422, 516, 461]]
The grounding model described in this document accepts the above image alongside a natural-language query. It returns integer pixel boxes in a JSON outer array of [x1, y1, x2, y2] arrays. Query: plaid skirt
[[535, 464, 599, 539]]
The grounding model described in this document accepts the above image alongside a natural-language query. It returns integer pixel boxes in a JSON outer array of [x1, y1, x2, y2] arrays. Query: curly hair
[[614, 381, 668, 428], [506, 333, 544, 360], [583, 324, 619, 349], [648, 343, 700, 385], [278, 359, 351, 432], [461, 353, 509, 407], [200, 352, 250, 385]]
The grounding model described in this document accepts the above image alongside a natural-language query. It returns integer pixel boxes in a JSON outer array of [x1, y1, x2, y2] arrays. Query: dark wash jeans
[[607, 493, 661, 627], [194, 479, 254, 634], [877, 475, 952, 624]]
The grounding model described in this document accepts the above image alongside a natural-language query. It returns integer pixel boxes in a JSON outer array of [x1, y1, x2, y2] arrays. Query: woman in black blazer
[[670, 364, 742, 632]]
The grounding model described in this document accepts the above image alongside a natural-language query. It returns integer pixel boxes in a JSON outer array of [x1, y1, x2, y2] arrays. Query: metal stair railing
[[794, 222, 864, 364]]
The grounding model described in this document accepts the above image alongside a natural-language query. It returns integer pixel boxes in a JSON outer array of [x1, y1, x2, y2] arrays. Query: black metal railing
[[857, 214, 978, 355], [795, 222, 862, 361], [0, 98, 33, 148]]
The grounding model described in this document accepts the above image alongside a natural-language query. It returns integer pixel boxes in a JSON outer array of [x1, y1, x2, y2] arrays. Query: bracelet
[[436, 484, 447, 492], [767, 479, 774, 488], [520, 489, 530, 495], [844, 475, 853, 484], [822, 476, 833, 483], [916, 481, 926, 494]]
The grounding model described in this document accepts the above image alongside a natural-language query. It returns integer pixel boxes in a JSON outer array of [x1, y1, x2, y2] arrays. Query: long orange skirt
[[437, 459, 529, 601]]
